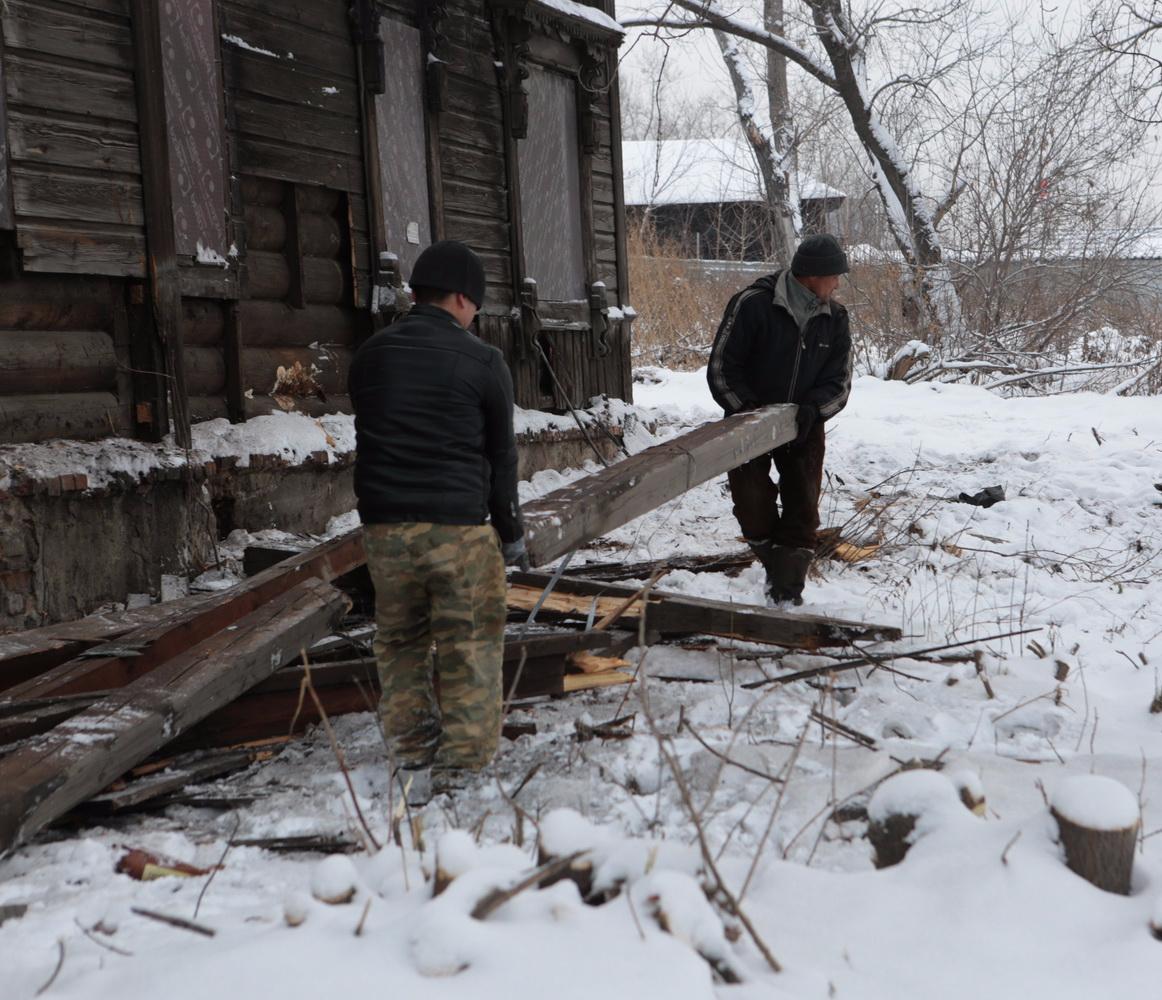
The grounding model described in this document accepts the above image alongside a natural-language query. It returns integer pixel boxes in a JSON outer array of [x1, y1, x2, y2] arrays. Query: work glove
[[501, 537, 531, 572], [793, 403, 818, 446]]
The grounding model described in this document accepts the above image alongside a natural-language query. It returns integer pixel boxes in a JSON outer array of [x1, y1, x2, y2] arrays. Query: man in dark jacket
[[707, 233, 853, 605], [349, 240, 526, 803]]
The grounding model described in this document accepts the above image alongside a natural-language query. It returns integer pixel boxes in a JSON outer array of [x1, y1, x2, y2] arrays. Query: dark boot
[[768, 546, 814, 605], [750, 540, 793, 607]]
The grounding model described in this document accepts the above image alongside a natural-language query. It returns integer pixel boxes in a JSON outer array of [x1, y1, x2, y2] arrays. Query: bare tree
[[942, 39, 1159, 358], [1091, 0, 1162, 123], [625, 0, 982, 343]]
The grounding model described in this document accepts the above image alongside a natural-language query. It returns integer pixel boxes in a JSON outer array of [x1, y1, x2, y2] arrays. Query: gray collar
[[773, 269, 830, 334]]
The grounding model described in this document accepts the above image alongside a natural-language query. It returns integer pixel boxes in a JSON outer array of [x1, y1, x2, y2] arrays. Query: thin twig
[[682, 718, 786, 782], [591, 569, 666, 631], [740, 627, 1043, 690], [35, 940, 65, 996], [130, 907, 216, 938], [74, 919, 133, 957], [194, 815, 241, 920], [1001, 830, 1022, 865], [354, 898, 372, 936], [300, 654, 381, 852], [808, 709, 878, 750], [651, 725, 784, 974]]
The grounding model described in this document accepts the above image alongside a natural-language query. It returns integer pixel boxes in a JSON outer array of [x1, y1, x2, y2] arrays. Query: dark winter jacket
[[707, 270, 852, 420], [349, 304, 523, 544]]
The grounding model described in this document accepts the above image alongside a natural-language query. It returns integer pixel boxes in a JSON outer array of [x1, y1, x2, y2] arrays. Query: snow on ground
[[4, 369, 1162, 998]]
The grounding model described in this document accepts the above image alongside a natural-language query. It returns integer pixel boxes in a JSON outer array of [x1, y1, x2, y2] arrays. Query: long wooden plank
[[0, 577, 348, 854], [0, 529, 366, 701], [522, 405, 799, 566], [0, 594, 217, 691], [0, 629, 638, 746], [509, 572, 902, 649]]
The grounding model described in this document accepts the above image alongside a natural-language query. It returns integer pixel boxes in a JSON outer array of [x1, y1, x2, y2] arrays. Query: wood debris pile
[[0, 404, 900, 855]]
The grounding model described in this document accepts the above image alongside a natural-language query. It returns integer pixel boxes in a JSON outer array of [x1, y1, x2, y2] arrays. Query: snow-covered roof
[[527, 0, 623, 37], [622, 138, 844, 208]]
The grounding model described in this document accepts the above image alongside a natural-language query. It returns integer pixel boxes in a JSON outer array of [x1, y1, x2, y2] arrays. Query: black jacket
[[707, 271, 852, 420], [349, 304, 523, 544]]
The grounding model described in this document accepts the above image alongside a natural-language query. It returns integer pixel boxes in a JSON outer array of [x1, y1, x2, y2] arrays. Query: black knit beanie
[[409, 240, 486, 307], [791, 234, 849, 276]]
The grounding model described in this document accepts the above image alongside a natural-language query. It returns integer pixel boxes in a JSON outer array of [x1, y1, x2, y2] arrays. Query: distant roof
[[622, 138, 844, 208]]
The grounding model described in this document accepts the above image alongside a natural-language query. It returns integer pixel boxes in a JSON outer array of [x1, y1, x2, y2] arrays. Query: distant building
[[622, 138, 845, 261]]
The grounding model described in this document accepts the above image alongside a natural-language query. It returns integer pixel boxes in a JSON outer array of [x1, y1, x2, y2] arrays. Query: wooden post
[[129, 0, 190, 447], [1050, 775, 1140, 895], [224, 301, 245, 422]]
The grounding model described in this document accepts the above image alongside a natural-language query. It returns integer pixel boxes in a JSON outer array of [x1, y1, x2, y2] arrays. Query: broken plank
[[562, 671, 635, 692], [76, 748, 258, 814], [567, 651, 633, 674], [506, 586, 651, 621], [570, 548, 756, 582], [0, 592, 217, 692], [0, 577, 348, 854], [510, 572, 902, 649], [522, 404, 797, 567], [1, 529, 365, 703]]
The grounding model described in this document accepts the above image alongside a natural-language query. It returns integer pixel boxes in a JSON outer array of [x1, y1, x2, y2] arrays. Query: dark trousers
[[726, 420, 825, 550]]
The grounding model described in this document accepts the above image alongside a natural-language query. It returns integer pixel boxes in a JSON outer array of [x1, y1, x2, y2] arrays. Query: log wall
[[2, 0, 147, 277], [0, 0, 632, 446]]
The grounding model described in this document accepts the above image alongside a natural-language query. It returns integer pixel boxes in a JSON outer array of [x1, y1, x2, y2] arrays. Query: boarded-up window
[[519, 65, 586, 301], [160, 0, 227, 257], [377, 18, 431, 276]]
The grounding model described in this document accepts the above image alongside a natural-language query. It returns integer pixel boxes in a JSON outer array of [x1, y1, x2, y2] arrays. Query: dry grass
[[628, 225, 747, 371], [628, 222, 909, 372]]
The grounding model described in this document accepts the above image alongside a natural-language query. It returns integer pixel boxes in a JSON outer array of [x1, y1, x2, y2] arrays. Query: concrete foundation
[[0, 425, 622, 630]]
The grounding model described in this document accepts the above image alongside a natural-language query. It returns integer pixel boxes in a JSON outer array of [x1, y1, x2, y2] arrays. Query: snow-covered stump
[[536, 809, 603, 902], [1050, 775, 1139, 896], [866, 770, 970, 868]]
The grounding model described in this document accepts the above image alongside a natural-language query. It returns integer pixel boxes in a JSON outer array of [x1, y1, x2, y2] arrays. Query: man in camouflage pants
[[350, 241, 527, 804]]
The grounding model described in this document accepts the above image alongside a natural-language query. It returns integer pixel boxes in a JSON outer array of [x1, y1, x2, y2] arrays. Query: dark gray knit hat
[[791, 234, 849, 276], [409, 240, 486, 307]]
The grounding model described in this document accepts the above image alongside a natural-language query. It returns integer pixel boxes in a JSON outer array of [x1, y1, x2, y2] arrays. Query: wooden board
[[0, 529, 366, 702], [510, 571, 902, 650], [522, 404, 799, 566], [0, 577, 348, 853]]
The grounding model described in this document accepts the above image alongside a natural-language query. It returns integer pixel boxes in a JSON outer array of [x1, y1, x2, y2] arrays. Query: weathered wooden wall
[[0, 0, 632, 447], [2, 0, 146, 276]]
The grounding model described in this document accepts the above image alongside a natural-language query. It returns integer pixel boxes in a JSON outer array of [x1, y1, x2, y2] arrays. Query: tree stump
[[867, 769, 968, 869], [1050, 775, 1139, 895]]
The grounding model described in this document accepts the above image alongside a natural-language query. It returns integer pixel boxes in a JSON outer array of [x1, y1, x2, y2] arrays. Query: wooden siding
[[2, 0, 147, 277], [0, 0, 631, 446]]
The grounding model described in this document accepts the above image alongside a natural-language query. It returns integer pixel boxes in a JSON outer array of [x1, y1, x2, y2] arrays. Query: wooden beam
[[0, 529, 366, 702], [570, 548, 756, 582], [522, 404, 798, 566], [129, 0, 190, 447], [0, 629, 637, 748], [0, 577, 348, 854], [0, 593, 217, 692], [509, 572, 901, 649]]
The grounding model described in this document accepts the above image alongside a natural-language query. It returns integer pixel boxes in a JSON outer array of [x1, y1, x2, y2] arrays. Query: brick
[[46, 476, 63, 497]]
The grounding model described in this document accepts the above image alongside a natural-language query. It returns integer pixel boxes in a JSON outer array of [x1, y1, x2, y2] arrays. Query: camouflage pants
[[364, 522, 506, 772]]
